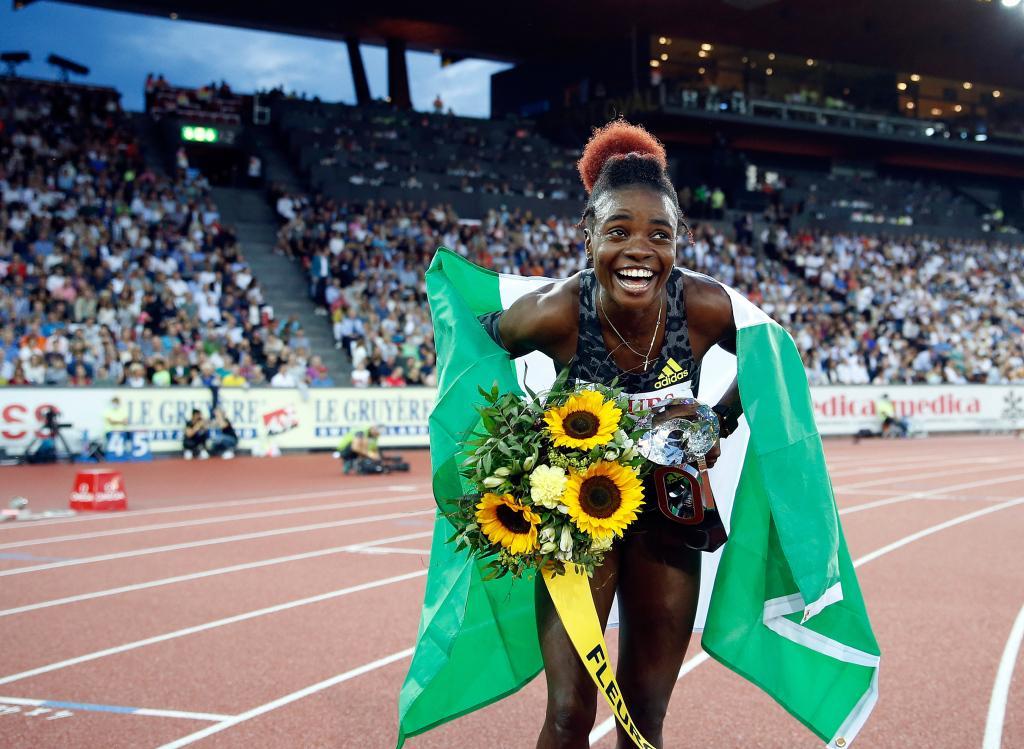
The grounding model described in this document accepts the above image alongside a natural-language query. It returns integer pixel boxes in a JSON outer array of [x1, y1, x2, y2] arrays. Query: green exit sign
[[181, 125, 219, 143]]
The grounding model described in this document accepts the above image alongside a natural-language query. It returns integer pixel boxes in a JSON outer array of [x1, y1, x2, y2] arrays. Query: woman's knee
[[543, 697, 597, 744], [624, 696, 670, 737]]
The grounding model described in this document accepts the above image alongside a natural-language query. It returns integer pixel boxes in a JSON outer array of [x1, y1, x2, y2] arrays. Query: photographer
[[336, 424, 382, 474], [183, 408, 210, 460], [208, 407, 239, 459], [335, 424, 410, 475]]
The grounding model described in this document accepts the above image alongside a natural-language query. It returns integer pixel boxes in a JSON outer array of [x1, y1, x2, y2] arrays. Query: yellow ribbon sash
[[541, 565, 658, 749]]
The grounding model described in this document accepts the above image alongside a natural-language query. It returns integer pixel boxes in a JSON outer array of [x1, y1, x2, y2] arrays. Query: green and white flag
[[397, 248, 879, 748]]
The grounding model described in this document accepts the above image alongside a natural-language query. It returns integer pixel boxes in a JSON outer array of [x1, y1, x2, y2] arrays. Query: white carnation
[[529, 464, 568, 509]]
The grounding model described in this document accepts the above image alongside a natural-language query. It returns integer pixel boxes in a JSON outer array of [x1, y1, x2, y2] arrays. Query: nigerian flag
[[396, 248, 879, 748]]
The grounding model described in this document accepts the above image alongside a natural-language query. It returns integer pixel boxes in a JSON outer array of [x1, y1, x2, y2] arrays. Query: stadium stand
[[145, 73, 242, 125], [268, 96, 585, 218], [2, 78, 1021, 391], [266, 182, 1022, 388], [0, 78, 332, 389]]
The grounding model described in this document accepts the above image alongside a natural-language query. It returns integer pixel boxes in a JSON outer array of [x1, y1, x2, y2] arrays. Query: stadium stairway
[[130, 113, 169, 177], [211, 186, 350, 382], [250, 125, 305, 194]]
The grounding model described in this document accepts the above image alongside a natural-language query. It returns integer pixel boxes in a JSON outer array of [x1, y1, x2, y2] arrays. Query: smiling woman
[[474, 119, 746, 748]]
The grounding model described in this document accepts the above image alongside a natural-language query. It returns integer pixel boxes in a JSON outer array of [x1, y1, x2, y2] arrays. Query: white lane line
[[588, 497, 1024, 745], [0, 509, 435, 578], [157, 648, 415, 749], [983, 603, 1024, 749], [838, 473, 1024, 517], [0, 449, 1010, 535], [0, 694, 232, 722], [824, 450, 1011, 470], [587, 652, 712, 744], [0, 482, 429, 531], [0, 531, 433, 618], [829, 459, 1003, 490], [827, 455, 1003, 482], [852, 498, 1024, 566], [838, 488, 1017, 503], [0, 494, 432, 551], [348, 546, 431, 556], [0, 570, 427, 687]]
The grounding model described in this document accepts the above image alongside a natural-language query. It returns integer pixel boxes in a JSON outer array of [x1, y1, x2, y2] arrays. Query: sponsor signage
[[0, 385, 1020, 454]]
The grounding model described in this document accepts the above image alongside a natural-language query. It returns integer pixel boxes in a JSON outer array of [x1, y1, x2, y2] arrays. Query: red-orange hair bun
[[577, 120, 668, 194]]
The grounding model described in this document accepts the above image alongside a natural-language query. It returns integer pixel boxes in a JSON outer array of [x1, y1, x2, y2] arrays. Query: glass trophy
[[637, 399, 727, 552]]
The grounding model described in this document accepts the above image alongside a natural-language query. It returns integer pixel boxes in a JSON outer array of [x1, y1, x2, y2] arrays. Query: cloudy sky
[[0, 1, 512, 116]]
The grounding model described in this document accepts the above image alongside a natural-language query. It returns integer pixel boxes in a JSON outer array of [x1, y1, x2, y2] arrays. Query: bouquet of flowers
[[448, 371, 651, 579]]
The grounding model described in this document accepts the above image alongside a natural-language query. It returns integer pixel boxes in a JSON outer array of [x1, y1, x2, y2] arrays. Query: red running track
[[0, 437, 1021, 748]]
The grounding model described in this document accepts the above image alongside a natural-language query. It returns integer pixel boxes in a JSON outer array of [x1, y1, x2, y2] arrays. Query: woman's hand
[[653, 399, 722, 468]]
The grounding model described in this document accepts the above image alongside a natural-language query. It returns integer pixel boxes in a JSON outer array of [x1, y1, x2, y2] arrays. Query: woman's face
[[586, 186, 676, 312]]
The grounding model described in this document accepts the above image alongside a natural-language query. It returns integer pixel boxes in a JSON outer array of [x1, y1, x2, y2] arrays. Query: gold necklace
[[598, 291, 664, 372]]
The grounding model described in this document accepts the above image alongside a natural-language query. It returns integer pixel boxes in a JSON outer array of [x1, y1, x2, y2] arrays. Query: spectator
[[351, 360, 371, 387], [271, 367, 297, 387], [151, 359, 171, 387], [383, 366, 407, 388], [306, 355, 333, 386]]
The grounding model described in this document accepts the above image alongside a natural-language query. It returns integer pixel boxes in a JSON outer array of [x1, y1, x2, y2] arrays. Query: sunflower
[[475, 493, 541, 555], [563, 461, 644, 539], [544, 390, 622, 451]]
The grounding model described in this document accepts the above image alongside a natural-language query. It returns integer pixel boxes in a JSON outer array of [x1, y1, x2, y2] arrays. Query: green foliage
[[451, 367, 652, 578]]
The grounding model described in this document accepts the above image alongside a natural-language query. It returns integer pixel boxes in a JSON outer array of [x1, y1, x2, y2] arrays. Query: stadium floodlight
[[181, 125, 220, 143], [1000, 0, 1020, 8], [1, 51, 30, 76], [46, 54, 89, 82]]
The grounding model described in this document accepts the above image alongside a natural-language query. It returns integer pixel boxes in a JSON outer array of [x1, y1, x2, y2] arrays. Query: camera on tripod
[[43, 407, 73, 436], [22, 407, 75, 464]]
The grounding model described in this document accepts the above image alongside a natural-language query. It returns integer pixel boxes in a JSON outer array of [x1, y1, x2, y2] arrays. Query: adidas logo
[[655, 358, 689, 388]]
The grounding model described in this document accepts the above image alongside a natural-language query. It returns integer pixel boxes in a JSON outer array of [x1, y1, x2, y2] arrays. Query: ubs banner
[[0, 385, 1021, 454]]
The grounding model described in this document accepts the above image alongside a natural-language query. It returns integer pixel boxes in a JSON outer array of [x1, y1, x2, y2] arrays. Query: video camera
[[43, 407, 73, 436], [21, 407, 74, 465]]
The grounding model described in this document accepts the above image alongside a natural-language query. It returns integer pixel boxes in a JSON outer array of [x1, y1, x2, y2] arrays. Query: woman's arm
[[481, 278, 578, 363]]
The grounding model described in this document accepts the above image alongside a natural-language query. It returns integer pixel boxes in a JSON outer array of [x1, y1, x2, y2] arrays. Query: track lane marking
[[0, 695, 232, 722], [0, 482, 429, 531], [983, 603, 1024, 749], [0, 494, 432, 551], [0, 531, 433, 618], [0, 509, 435, 577], [836, 472, 1024, 517], [823, 444, 1007, 469], [838, 488, 1021, 502], [348, 546, 431, 555], [156, 648, 415, 748], [0, 570, 428, 687], [588, 497, 1024, 744], [826, 455, 1003, 482]]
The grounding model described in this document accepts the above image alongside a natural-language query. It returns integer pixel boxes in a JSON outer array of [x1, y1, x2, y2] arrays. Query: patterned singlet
[[568, 267, 699, 411]]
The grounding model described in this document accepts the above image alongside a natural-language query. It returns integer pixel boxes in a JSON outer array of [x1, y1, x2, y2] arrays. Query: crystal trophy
[[637, 399, 727, 552]]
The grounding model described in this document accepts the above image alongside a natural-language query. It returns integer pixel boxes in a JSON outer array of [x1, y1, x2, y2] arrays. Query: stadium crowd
[[0, 79, 332, 389], [272, 185, 1023, 388], [2, 78, 1021, 392]]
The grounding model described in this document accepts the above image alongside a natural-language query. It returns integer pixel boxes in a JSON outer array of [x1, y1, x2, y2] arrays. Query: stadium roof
[[32, 0, 1024, 90]]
